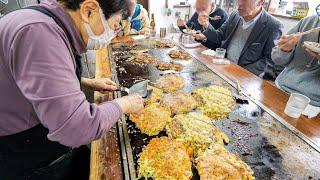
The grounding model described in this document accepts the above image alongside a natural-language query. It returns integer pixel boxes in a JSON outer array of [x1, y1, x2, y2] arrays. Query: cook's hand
[[177, 18, 185, 27], [304, 45, 320, 61], [193, 33, 207, 41], [114, 93, 144, 114], [198, 12, 210, 29], [278, 34, 302, 52], [82, 78, 117, 92]]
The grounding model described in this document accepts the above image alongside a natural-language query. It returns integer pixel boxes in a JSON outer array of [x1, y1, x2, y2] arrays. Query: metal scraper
[[116, 80, 150, 98]]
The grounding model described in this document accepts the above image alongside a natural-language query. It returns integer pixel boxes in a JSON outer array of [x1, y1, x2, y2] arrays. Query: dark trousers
[[0, 125, 90, 180]]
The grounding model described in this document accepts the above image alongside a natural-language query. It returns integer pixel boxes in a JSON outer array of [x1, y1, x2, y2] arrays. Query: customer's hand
[[198, 12, 210, 29], [278, 34, 302, 52], [212, 15, 222, 21], [82, 78, 117, 92], [193, 33, 207, 41], [114, 94, 144, 114], [304, 46, 320, 61], [177, 18, 185, 27]]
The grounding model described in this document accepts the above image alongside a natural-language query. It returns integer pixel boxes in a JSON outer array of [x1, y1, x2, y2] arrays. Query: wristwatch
[[202, 37, 208, 43]]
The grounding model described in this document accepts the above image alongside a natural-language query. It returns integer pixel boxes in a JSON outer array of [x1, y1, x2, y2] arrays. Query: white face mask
[[84, 9, 116, 50]]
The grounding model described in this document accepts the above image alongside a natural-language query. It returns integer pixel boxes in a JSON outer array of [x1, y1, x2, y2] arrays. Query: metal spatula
[[116, 80, 150, 98]]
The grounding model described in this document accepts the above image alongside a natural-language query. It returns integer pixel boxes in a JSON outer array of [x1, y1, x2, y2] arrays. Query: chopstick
[[274, 27, 320, 46], [203, 15, 221, 21], [298, 27, 320, 36]]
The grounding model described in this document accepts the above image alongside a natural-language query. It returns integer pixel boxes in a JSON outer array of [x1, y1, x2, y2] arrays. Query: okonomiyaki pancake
[[161, 92, 198, 114], [192, 85, 236, 119], [166, 112, 228, 157], [128, 53, 157, 65], [168, 50, 191, 60], [137, 137, 193, 180], [196, 145, 254, 180], [155, 61, 183, 72], [155, 40, 175, 48], [154, 74, 185, 93], [145, 86, 164, 105], [129, 103, 172, 136]]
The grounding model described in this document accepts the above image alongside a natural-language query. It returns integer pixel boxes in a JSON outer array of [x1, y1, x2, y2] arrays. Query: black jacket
[[179, 7, 228, 50], [203, 10, 283, 76]]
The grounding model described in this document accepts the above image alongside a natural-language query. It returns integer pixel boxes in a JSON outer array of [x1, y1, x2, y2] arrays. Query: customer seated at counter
[[177, 0, 228, 50], [120, 0, 150, 35], [272, 4, 320, 107], [0, 0, 144, 179], [194, 0, 283, 77]]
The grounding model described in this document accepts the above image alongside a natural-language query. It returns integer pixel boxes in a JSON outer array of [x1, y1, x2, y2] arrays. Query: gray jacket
[[203, 10, 283, 76], [272, 16, 320, 106]]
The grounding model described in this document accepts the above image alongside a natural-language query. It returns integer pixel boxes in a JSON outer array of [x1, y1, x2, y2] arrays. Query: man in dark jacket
[[194, 0, 283, 77], [177, 0, 228, 50]]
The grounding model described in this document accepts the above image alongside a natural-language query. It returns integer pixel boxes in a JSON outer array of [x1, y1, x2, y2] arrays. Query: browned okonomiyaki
[[129, 103, 172, 136], [137, 137, 193, 180], [155, 61, 183, 71], [195, 144, 254, 180], [168, 50, 191, 60], [161, 92, 198, 114], [128, 53, 157, 65], [153, 74, 185, 93]]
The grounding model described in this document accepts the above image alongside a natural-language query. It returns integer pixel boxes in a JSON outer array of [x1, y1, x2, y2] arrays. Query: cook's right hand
[[278, 34, 302, 52], [177, 18, 185, 27], [114, 94, 144, 114]]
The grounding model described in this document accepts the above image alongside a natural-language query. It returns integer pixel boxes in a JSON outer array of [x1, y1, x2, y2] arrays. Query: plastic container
[[214, 48, 226, 59], [284, 93, 310, 118]]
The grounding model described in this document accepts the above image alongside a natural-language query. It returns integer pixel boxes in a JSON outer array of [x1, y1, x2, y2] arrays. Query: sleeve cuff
[[100, 100, 123, 122], [272, 46, 294, 65]]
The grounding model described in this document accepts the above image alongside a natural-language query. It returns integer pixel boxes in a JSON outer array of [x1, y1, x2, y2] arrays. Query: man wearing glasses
[[177, 0, 228, 50], [271, 4, 320, 108], [193, 0, 282, 77]]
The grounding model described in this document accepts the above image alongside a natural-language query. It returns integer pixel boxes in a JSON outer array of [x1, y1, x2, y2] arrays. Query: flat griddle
[[108, 38, 320, 180]]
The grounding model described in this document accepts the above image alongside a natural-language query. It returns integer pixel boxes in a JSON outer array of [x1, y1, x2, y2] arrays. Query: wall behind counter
[[149, 0, 196, 32], [276, 16, 300, 34]]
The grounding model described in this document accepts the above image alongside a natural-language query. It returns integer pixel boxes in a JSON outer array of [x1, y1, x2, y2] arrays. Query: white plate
[[183, 29, 197, 35], [304, 41, 320, 53], [183, 43, 201, 48], [201, 49, 216, 57]]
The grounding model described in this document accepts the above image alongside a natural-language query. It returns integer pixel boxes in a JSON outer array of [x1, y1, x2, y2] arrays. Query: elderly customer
[[177, 0, 228, 49], [271, 4, 320, 107], [194, 0, 283, 77], [120, 0, 150, 35]]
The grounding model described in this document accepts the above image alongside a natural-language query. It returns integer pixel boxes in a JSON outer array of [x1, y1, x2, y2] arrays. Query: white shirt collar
[[241, 9, 263, 29], [210, 6, 216, 15]]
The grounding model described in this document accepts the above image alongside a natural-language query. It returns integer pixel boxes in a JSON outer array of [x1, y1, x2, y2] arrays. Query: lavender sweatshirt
[[0, 0, 122, 147]]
